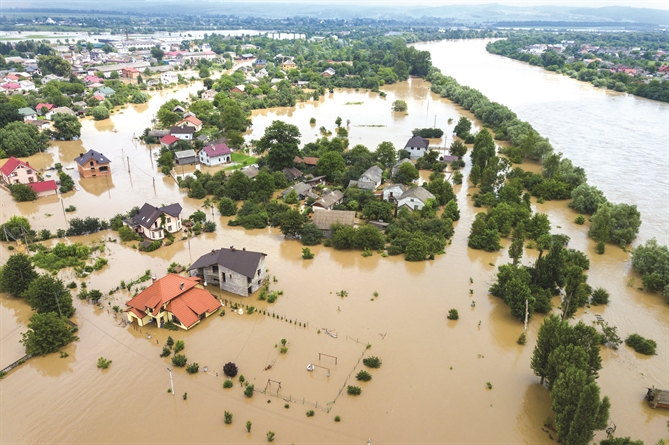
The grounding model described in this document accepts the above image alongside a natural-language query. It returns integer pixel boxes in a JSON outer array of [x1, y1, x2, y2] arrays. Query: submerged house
[[188, 247, 268, 297], [125, 274, 221, 330], [74, 149, 111, 178], [124, 203, 183, 240], [397, 186, 435, 211], [404, 136, 430, 159], [311, 209, 355, 238]]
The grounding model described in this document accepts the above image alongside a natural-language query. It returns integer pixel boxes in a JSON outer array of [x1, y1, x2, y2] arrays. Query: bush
[[302, 247, 314, 259], [591, 288, 610, 305], [97, 357, 112, 369], [160, 347, 171, 357], [172, 354, 187, 367], [174, 340, 185, 353], [306, 410, 315, 417], [596, 241, 605, 254], [356, 370, 372, 381], [218, 198, 238, 216], [224, 410, 233, 424], [625, 334, 657, 355], [362, 356, 382, 368], [223, 361, 238, 377], [267, 431, 275, 442], [223, 379, 233, 388], [9, 183, 37, 202], [186, 362, 199, 374], [574, 214, 586, 225], [91, 105, 110, 121], [447, 309, 459, 320], [347, 386, 362, 395], [517, 332, 527, 345], [244, 384, 255, 397], [334, 415, 341, 422], [452, 171, 463, 185]]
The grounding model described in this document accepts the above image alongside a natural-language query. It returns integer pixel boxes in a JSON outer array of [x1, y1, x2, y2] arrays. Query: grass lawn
[[225, 152, 257, 170]]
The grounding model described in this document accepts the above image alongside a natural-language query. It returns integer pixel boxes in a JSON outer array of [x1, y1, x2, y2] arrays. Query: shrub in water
[[223, 362, 238, 377], [224, 410, 233, 424], [347, 386, 362, 396], [591, 287, 610, 305], [172, 354, 187, 367], [160, 347, 171, 358], [596, 241, 606, 254], [186, 362, 199, 374], [174, 340, 185, 353], [97, 357, 112, 369], [306, 410, 315, 417], [223, 379, 233, 388], [447, 309, 459, 320], [574, 214, 586, 225], [356, 370, 372, 382], [334, 415, 341, 422], [625, 333, 657, 355], [363, 356, 382, 368], [244, 384, 254, 397]]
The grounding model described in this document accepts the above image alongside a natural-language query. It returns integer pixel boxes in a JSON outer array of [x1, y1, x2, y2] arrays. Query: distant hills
[[1, 2, 667, 28]]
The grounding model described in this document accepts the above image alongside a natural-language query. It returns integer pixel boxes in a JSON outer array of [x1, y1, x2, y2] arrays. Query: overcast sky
[[217, 0, 669, 10]]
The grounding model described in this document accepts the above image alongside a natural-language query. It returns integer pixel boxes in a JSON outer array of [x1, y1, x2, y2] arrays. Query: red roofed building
[[125, 274, 221, 330], [294, 156, 319, 166], [199, 143, 231, 166], [35, 103, 54, 115], [1, 156, 38, 185], [176, 115, 203, 132], [122, 67, 140, 79], [160, 134, 179, 148], [1, 83, 21, 91], [28, 180, 58, 196]]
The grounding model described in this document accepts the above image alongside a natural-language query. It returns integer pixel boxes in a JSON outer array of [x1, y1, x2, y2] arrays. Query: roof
[[360, 165, 383, 185], [399, 186, 435, 203], [35, 103, 54, 111], [170, 126, 195, 135], [74, 149, 111, 166], [391, 158, 414, 177], [95, 87, 116, 95], [241, 165, 259, 179], [178, 115, 202, 127], [51, 107, 75, 115], [282, 182, 312, 198], [383, 183, 407, 193], [28, 180, 57, 193], [314, 190, 344, 208], [188, 247, 267, 279], [125, 274, 220, 328], [201, 143, 231, 158], [18, 107, 36, 116], [405, 136, 429, 149], [311, 209, 355, 230], [1, 157, 31, 176], [282, 167, 303, 181], [160, 135, 179, 145], [174, 149, 197, 159], [294, 156, 319, 166], [130, 203, 183, 229]]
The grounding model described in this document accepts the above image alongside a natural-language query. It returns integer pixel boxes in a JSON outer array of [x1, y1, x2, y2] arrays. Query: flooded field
[[1, 40, 668, 444]]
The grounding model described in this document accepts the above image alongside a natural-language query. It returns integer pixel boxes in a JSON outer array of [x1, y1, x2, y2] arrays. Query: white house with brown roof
[[124, 203, 183, 240], [397, 186, 435, 211], [176, 115, 203, 132], [125, 274, 221, 330], [189, 247, 267, 297]]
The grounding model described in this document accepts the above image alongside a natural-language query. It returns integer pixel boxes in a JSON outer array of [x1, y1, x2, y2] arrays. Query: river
[[0, 40, 667, 444]]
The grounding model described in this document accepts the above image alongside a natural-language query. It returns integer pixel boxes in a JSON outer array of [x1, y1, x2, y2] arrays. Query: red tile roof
[[1, 83, 21, 90], [35, 103, 54, 111], [179, 115, 202, 127], [294, 156, 319, 166], [160, 135, 179, 145], [201, 143, 231, 158], [0, 156, 30, 176], [28, 180, 57, 193], [125, 274, 220, 329]]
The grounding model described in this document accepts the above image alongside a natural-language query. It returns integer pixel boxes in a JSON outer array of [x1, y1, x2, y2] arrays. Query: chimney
[[179, 283, 184, 290], [211, 249, 216, 255], [230, 245, 235, 251], [242, 247, 246, 251], [79, 153, 83, 157], [151, 276, 157, 283]]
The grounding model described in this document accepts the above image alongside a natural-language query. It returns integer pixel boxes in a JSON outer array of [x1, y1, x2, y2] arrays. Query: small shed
[[311, 210, 355, 238], [174, 149, 197, 165]]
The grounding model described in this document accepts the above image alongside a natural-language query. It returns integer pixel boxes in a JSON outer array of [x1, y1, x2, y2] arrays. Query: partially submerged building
[[189, 247, 267, 297]]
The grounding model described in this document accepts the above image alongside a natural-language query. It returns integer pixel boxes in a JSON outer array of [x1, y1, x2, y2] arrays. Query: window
[[90, 161, 94, 166], [167, 225, 172, 231]]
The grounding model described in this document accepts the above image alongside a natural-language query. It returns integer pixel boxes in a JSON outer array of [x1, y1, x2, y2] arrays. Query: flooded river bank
[[1, 40, 667, 444]]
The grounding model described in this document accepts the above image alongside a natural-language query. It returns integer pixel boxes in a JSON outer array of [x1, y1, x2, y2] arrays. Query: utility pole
[[523, 299, 529, 335], [54, 293, 63, 317], [127, 156, 130, 173], [60, 198, 68, 224], [167, 367, 174, 395]]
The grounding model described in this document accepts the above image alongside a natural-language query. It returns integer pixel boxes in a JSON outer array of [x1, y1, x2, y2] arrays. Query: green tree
[[0, 253, 38, 297], [218, 198, 238, 216], [443, 199, 460, 221], [317, 151, 346, 182], [37, 55, 71, 76], [631, 238, 668, 294], [91, 106, 110, 121], [24, 275, 75, 317], [284, 189, 299, 204], [453, 116, 472, 139], [375, 141, 397, 167], [300, 222, 323, 246], [0, 215, 32, 242], [225, 170, 252, 201], [569, 184, 607, 215], [531, 315, 568, 384], [394, 162, 419, 185], [0, 103, 22, 129], [255, 121, 301, 171], [391, 100, 408, 112], [250, 171, 276, 202], [405, 236, 429, 261], [9, 183, 37, 202], [52, 113, 82, 140], [588, 202, 641, 246], [354, 224, 386, 250], [0, 122, 50, 157], [449, 140, 467, 157], [151, 47, 165, 60], [424, 178, 455, 205], [21, 312, 77, 356], [277, 209, 305, 237], [58, 171, 75, 193]]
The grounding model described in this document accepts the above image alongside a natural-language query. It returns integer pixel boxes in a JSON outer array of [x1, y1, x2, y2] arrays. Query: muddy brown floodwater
[[1, 40, 668, 444]]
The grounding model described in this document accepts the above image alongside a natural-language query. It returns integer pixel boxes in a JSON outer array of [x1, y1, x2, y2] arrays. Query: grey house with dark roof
[[188, 247, 267, 297], [349, 165, 383, 190], [123, 203, 183, 240], [174, 149, 197, 165]]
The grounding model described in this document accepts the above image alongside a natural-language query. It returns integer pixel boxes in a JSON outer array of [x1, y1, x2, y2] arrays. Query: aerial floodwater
[[0, 39, 667, 444]]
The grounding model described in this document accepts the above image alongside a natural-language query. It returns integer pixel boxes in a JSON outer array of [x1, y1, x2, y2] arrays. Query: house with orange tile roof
[[176, 115, 203, 132], [125, 274, 221, 330]]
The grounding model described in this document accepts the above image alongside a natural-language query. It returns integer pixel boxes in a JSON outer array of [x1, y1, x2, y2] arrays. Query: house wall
[[383, 187, 404, 202], [77, 160, 111, 178], [216, 256, 267, 297], [2, 164, 38, 185], [406, 146, 428, 159], [199, 153, 230, 166], [175, 155, 197, 165], [173, 133, 193, 141], [126, 311, 153, 327]]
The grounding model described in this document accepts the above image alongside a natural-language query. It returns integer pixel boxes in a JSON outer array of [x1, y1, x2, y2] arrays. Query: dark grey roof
[[74, 149, 111, 166], [131, 203, 182, 229], [170, 126, 195, 135], [405, 136, 429, 149], [188, 247, 266, 279]]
